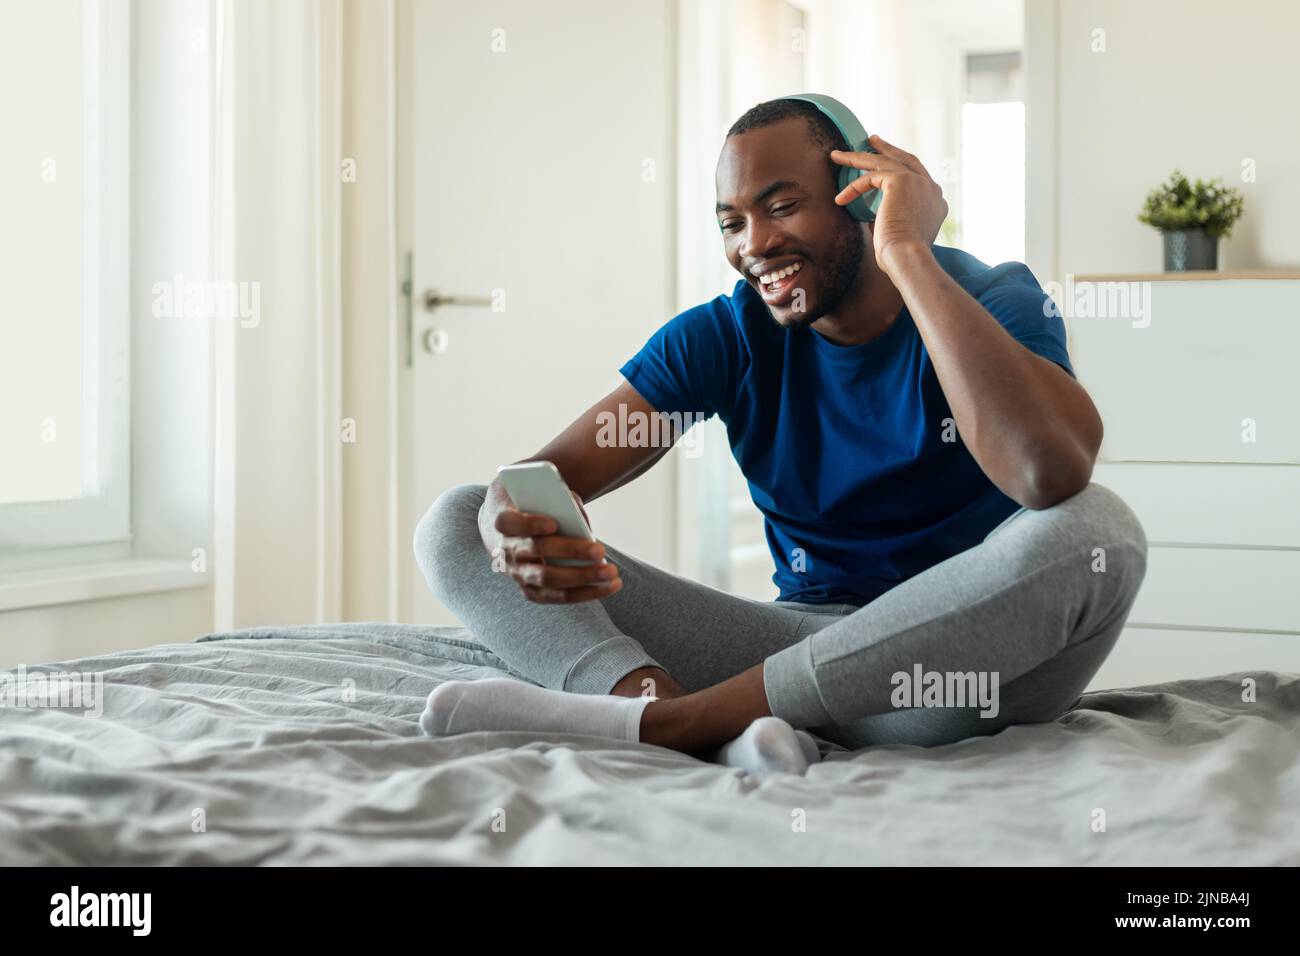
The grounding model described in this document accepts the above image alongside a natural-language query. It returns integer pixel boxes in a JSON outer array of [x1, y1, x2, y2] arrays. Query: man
[[414, 98, 1148, 776]]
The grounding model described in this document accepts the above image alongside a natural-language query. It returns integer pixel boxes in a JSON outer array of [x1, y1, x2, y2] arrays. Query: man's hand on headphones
[[829, 134, 948, 275]]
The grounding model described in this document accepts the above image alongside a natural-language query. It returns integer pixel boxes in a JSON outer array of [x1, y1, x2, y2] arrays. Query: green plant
[[1138, 170, 1244, 239]]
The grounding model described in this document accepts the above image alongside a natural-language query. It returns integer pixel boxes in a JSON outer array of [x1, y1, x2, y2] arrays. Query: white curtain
[[211, 0, 343, 629]]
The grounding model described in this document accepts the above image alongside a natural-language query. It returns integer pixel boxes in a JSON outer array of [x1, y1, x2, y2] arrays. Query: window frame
[[0, 0, 131, 569]]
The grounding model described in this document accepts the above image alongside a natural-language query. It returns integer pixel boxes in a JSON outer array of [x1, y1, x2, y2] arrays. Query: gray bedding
[[1, 622, 1296, 865]]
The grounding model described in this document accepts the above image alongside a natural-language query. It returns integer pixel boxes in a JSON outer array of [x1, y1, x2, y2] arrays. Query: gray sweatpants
[[414, 482, 1148, 752]]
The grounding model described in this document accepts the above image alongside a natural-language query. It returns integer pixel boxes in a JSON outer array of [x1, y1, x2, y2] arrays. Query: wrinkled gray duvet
[[1, 622, 1296, 865]]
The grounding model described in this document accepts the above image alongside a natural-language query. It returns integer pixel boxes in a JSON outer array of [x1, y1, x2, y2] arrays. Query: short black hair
[[726, 98, 849, 155]]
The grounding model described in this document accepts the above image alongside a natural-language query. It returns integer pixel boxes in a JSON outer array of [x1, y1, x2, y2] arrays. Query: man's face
[[715, 117, 868, 328]]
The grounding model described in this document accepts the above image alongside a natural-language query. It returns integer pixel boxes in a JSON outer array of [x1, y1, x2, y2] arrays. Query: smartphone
[[496, 461, 603, 567]]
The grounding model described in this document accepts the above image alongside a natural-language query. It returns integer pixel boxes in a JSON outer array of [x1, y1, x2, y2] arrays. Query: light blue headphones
[[779, 93, 882, 223]]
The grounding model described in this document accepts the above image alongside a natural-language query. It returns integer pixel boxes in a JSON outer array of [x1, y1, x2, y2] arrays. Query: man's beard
[[774, 219, 866, 329]]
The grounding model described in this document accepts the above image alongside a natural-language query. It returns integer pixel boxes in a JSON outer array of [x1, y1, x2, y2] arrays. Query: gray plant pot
[[1163, 228, 1218, 271]]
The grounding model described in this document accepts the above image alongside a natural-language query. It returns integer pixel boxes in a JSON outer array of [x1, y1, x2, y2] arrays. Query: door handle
[[421, 289, 493, 312], [399, 261, 495, 361]]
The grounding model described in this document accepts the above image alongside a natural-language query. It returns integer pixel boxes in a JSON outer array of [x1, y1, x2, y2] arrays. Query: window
[[0, 0, 130, 569], [961, 51, 1025, 265]]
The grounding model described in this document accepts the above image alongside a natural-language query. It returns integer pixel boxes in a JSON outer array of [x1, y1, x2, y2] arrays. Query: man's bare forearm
[[476, 381, 677, 548], [880, 241, 1102, 508]]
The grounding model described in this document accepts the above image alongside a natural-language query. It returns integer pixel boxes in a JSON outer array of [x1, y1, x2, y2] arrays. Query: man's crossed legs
[[413, 482, 1147, 772]]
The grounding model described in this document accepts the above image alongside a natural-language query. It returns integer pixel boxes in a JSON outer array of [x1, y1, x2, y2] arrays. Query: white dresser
[[1065, 272, 1300, 689]]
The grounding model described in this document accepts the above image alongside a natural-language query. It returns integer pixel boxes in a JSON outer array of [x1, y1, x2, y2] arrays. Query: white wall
[[895, 5, 967, 241], [1052, 0, 1300, 274], [0, 589, 212, 667]]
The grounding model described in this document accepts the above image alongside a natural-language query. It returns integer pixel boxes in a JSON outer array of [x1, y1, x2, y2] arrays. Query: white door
[[404, 0, 676, 624]]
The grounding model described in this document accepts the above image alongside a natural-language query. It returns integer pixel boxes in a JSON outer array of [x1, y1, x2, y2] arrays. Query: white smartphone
[[496, 461, 603, 567]]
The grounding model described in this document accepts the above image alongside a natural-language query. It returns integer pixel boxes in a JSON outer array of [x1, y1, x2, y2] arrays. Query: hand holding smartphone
[[495, 461, 609, 571]]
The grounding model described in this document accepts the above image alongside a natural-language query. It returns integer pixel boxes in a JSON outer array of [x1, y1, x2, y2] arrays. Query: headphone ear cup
[[838, 167, 868, 222], [839, 166, 880, 223], [779, 94, 882, 222], [839, 142, 881, 222]]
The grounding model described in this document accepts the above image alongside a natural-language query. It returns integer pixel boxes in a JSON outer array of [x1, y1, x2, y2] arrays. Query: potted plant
[[1138, 170, 1244, 271]]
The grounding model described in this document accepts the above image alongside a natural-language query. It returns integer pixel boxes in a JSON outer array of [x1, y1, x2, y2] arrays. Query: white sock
[[712, 716, 821, 776], [794, 729, 822, 765], [420, 678, 654, 742]]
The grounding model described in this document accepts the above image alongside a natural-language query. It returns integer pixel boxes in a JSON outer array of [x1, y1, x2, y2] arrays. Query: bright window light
[[0, 0, 86, 504], [960, 101, 1025, 266], [0, 0, 130, 559]]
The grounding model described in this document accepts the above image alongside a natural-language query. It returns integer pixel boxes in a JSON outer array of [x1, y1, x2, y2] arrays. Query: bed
[[1, 622, 1296, 865]]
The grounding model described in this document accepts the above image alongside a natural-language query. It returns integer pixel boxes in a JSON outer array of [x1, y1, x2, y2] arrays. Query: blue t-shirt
[[618, 244, 1075, 608]]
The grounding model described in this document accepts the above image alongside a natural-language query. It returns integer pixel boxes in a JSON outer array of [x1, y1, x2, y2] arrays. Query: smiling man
[[414, 97, 1149, 776]]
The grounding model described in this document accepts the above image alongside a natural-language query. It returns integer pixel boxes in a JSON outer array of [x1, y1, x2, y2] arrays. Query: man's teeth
[[759, 261, 802, 285]]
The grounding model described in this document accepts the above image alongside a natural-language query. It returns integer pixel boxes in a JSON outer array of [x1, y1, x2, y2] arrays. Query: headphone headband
[[779, 93, 882, 223]]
